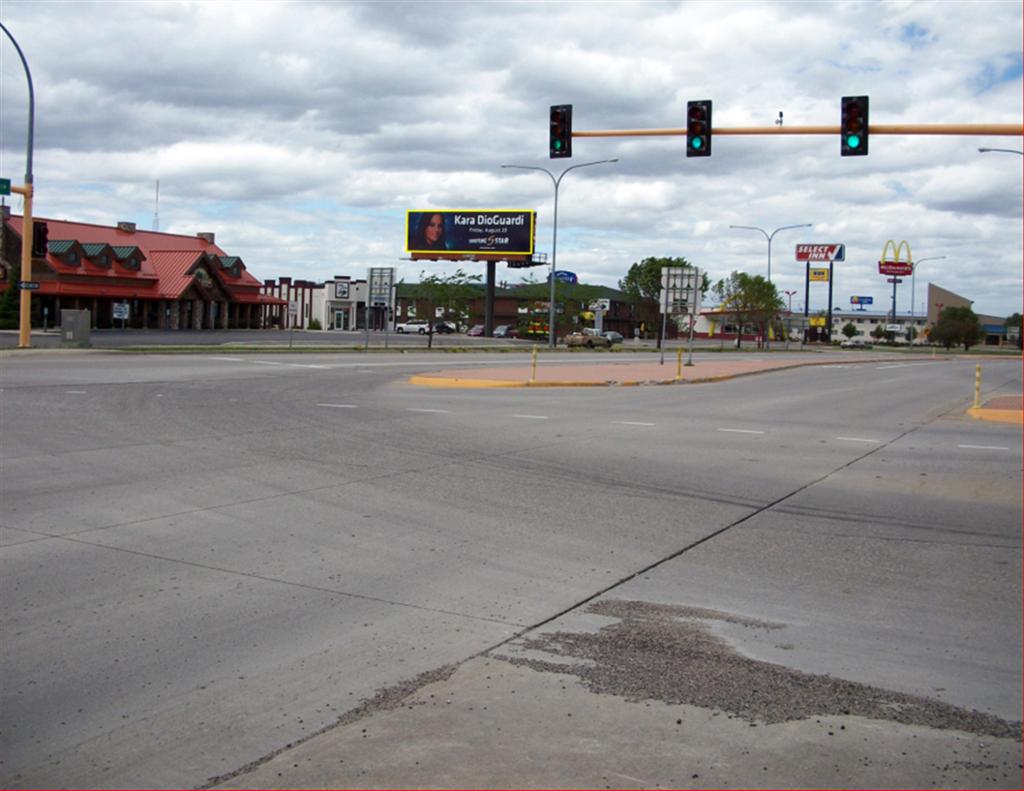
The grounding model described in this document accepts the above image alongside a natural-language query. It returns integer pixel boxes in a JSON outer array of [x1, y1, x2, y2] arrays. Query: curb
[[967, 407, 1023, 425]]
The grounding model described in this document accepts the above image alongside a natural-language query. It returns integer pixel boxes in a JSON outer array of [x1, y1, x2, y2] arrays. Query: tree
[[841, 322, 858, 340], [932, 305, 984, 351], [405, 269, 482, 348], [712, 271, 782, 349], [870, 324, 887, 341]]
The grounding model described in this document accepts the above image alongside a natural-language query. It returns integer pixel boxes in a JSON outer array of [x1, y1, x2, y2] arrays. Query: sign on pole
[[660, 267, 701, 315], [0, 178, 11, 196], [809, 267, 830, 282], [368, 267, 395, 308], [112, 302, 130, 320], [796, 244, 845, 262]]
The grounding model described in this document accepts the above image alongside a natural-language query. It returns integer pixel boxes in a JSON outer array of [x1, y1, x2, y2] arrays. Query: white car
[[395, 320, 430, 334]]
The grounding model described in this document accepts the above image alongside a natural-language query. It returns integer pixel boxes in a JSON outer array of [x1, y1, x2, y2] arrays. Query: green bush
[[307, 317, 322, 330]]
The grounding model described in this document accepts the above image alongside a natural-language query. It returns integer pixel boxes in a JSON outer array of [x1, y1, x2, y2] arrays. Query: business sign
[[552, 270, 577, 284], [112, 302, 130, 320], [879, 239, 913, 276], [809, 316, 827, 327], [796, 244, 845, 262], [0, 178, 10, 196], [850, 296, 873, 305], [879, 261, 913, 276], [406, 210, 535, 256], [809, 267, 830, 282]]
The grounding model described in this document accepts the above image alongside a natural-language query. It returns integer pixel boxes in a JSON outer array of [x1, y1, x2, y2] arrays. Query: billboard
[[850, 295, 873, 305], [406, 210, 535, 256], [809, 267, 830, 282]]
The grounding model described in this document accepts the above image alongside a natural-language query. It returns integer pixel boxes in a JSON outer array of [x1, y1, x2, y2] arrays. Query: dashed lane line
[[317, 403, 358, 409], [835, 436, 881, 443], [406, 408, 450, 414], [511, 414, 549, 420], [958, 444, 1011, 451], [613, 421, 657, 427], [717, 428, 765, 435]]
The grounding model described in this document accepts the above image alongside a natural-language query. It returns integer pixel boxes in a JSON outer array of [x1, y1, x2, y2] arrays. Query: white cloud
[[1, 0, 1020, 316]]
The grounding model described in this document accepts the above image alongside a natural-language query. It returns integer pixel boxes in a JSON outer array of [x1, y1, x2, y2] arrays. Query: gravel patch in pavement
[[505, 599, 1022, 740]]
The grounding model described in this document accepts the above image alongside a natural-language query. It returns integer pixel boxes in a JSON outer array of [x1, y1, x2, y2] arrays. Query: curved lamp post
[[1, 21, 36, 349], [978, 147, 1024, 155], [728, 223, 813, 284], [501, 159, 618, 348], [910, 255, 946, 319]]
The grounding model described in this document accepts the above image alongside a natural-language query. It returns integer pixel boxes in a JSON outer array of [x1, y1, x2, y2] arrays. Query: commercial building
[[0, 211, 286, 329]]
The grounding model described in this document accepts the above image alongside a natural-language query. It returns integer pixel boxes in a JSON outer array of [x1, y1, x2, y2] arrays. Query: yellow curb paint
[[967, 407, 1023, 425]]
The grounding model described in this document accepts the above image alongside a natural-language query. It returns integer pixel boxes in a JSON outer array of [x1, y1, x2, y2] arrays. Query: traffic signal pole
[[573, 123, 1023, 138]]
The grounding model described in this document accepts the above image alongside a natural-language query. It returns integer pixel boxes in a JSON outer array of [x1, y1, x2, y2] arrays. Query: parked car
[[601, 330, 624, 344], [840, 338, 872, 348], [467, 324, 485, 337], [433, 321, 456, 334], [566, 328, 612, 348], [493, 324, 518, 338], [395, 319, 430, 334]]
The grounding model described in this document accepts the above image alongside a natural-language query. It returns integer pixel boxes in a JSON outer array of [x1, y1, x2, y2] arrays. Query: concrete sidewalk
[[408, 353, 904, 389]]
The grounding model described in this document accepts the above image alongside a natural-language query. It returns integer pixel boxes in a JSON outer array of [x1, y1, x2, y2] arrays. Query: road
[[1, 350, 1020, 788]]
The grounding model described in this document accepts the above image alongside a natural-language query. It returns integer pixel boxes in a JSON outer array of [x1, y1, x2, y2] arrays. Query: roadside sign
[[660, 266, 701, 315], [850, 295, 873, 305], [18, 280, 39, 290], [886, 277, 904, 284], [809, 267, 830, 282], [588, 298, 610, 312], [809, 316, 827, 327], [368, 266, 395, 308], [112, 302, 129, 320], [886, 324, 902, 332], [879, 261, 913, 276], [796, 244, 845, 262], [0, 178, 11, 196]]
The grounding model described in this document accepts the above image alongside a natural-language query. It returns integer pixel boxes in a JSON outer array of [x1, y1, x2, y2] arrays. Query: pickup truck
[[565, 328, 611, 348]]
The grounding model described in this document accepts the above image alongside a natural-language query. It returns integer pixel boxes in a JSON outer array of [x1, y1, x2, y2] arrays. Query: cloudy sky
[[1, 0, 1021, 316]]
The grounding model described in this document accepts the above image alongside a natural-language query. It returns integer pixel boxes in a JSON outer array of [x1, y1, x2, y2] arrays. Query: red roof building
[[1, 210, 286, 329]]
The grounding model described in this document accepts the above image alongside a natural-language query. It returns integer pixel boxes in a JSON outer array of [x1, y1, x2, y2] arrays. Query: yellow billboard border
[[406, 209, 536, 256]]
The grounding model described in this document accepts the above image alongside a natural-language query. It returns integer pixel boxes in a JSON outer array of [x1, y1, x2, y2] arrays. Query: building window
[[99, 254, 109, 266], [66, 251, 79, 265]]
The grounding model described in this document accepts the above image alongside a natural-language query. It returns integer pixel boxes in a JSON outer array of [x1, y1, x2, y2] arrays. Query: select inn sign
[[795, 244, 845, 262]]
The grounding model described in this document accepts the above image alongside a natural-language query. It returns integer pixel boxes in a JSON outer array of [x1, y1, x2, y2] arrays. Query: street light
[[784, 289, 797, 350], [500, 159, 619, 348], [728, 223, 813, 284], [978, 147, 1024, 155], [1, 22, 36, 349], [910, 255, 946, 318]]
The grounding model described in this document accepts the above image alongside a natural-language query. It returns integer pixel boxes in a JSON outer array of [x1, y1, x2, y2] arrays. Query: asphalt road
[[1, 350, 1020, 788]]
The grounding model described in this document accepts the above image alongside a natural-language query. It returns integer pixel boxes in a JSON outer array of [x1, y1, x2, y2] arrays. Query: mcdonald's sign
[[878, 239, 913, 276]]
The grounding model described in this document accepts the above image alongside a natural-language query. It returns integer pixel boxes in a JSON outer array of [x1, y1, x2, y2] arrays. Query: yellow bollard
[[531, 344, 538, 384], [974, 363, 981, 409], [676, 347, 683, 381]]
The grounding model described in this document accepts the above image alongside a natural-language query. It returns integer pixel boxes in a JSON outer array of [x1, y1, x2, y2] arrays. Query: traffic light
[[841, 95, 869, 156], [31, 221, 48, 257], [686, 100, 712, 157], [549, 104, 572, 159]]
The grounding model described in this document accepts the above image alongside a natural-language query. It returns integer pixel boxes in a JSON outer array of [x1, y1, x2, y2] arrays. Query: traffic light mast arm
[[573, 123, 1023, 137]]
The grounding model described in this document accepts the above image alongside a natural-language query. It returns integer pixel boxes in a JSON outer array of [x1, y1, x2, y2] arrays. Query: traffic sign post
[[0, 177, 10, 196]]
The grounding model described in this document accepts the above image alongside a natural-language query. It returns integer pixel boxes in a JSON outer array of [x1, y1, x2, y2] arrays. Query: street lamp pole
[[1, 22, 36, 349], [501, 159, 618, 349], [784, 289, 797, 350], [910, 255, 946, 319], [729, 223, 812, 350], [978, 147, 1024, 155]]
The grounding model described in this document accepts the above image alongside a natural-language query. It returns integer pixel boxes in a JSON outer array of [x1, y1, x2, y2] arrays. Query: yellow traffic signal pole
[[11, 184, 33, 348], [574, 123, 1023, 138]]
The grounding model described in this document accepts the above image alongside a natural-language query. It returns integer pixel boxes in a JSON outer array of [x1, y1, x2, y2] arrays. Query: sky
[[1, 0, 1021, 317]]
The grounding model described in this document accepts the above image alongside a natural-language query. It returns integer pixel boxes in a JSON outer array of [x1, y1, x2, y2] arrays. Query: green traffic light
[[553, 140, 563, 150], [846, 134, 861, 149], [691, 137, 703, 150]]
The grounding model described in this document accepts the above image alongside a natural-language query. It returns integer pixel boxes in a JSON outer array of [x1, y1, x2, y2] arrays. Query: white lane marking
[[406, 408, 450, 414], [717, 428, 765, 435], [65, 390, 87, 394], [876, 363, 937, 369], [835, 436, 881, 443], [212, 356, 245, 362], [289, 363, 330, 369], [511, 414, 549, 420], [958, 444, 1010, 451], [614, 421, 656, 427], [155, 394, 164, 398], [318, 403, 357, 409], [252, 360, 282, 366]]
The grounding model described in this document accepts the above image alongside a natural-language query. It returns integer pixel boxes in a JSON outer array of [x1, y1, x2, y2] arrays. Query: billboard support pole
[[826, 259, 834, 343]]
